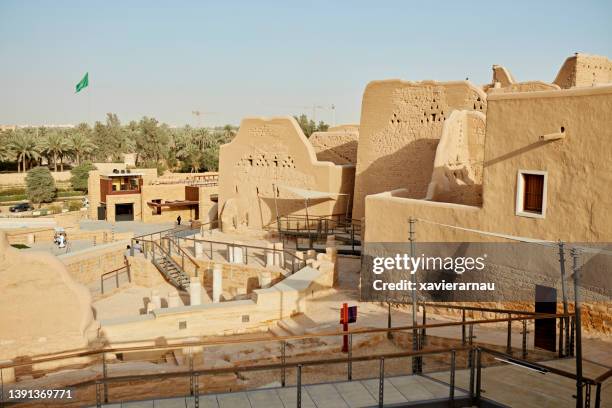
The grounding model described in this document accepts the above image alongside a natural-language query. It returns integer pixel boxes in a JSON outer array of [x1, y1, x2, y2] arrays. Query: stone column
[[231, 244, 244, 264], [260, 271, 272, 288], [212, 264, 223, 303], [168, 292, 181, 308], [195, 240, 204, 258], [265, 243, 275, 267], [151, 291, 162, 309], [274, 242, 284, 267], [189, 277, 202, 306]]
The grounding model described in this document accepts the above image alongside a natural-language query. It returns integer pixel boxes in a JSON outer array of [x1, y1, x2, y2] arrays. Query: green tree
[[69, 124, 96, 165], [40, 130, 69, 171], [293, 114, 329, 138], [26, 166, 56, 207], [135, 117, 169, 164], [70, 162, 96, 192], [92, 113, 128, 161], [9, 130, 41, 172]]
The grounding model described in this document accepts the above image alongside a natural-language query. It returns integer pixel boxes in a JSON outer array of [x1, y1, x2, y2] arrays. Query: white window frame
[[515, 170, 548, 219]]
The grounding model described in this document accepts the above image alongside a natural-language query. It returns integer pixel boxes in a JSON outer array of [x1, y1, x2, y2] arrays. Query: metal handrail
[[99, 258, 131, 294], [0, 312, 574, 371]]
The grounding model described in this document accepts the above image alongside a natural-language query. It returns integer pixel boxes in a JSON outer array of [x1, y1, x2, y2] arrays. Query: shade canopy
[[276, 185, 348, 200]]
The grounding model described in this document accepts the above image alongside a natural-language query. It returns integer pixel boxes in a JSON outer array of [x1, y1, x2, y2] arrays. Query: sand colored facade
[[87, 166, 218, 223], [364, 85, 612, 244], [0, 232, 97, 359], [218, 117, 354, 230], [352, 80, 487, 219], [553, 53, 612, 88], [309, 126, 359, 165], [425, 110, 486, 206]]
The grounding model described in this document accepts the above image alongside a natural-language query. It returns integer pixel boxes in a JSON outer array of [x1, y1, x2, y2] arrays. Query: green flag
[[75, 72, 89, 93]]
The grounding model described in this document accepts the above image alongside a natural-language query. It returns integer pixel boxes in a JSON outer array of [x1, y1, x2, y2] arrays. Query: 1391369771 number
[[8, 389, 74, 400]]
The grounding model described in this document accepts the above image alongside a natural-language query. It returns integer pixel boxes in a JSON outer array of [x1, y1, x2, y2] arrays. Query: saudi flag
[[75, 72, 89, 93]]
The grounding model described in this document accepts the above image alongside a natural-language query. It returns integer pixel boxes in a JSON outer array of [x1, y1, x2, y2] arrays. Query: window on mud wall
[[516, 171, 547, 219]]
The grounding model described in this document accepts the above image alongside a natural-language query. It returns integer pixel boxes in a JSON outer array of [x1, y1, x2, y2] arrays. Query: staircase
[[148, 242, 191, 291]]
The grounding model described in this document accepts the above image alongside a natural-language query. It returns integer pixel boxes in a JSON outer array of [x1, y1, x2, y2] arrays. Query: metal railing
[[99, 257, 131, 294], [0, 311, 581, 407]]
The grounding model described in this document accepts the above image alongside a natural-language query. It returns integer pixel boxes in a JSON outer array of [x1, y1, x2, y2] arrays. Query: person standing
[[177, 215, 182, 226]]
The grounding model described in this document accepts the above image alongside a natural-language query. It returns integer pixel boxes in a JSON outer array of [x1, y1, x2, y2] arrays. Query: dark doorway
[[115, 203, 134, 221], [534, 284, 557, 352], [97, 205, 106, 221]]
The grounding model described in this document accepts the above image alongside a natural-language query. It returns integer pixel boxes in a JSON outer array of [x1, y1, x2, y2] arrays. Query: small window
[[179, 321, 187, 330], [516, 171, 547, 218]]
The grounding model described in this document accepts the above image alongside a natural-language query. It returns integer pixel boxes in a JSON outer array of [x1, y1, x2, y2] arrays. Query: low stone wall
[[0, 171, 72, 191], [99, 249, 337, 343], [60, 241, 130, 286], [5, 227, 132, 246]]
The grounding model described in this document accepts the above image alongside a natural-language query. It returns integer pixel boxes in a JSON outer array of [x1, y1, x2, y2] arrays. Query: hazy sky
[[1, 0, 610, 127]]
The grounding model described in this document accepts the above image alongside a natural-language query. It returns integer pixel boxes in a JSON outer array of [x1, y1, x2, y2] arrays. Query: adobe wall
[[352, 80, 487, 219], [364, 85, 612, 243], [0, 232, 97, 359], [309, 128, 359, 165], [426, 110, 486, 206], [218, 117, 354, 230], [553, 53, 612, 88], [0, 171, 72, 192], [60, 241, 129, 286]]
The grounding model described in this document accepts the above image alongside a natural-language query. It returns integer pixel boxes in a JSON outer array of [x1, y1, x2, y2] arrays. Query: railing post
[[102, 353, 108, 403], [469, 347, 475, 401], [348, 333, 352, 381], [462, 309, 466, 346], [100, 275, 104, 295], [570, 315, 575, 357], [95, 381, 102, 408], [469, 323, 474, 346], [189, 349, 194, 395], [506, 313, 512, 354], [449, 349, 456, 401], [522, 319, 528, 359], [194, 373, 199, 408], [115, 270, 119, 290], [559, 316, 565, 358], [281, 341, 286, 387], [595, 382, 601, 408], [422, 304, 427, 346], [296, 364, 302, 408], [378, 357, 385, 408], [475, 348, 482, 402]]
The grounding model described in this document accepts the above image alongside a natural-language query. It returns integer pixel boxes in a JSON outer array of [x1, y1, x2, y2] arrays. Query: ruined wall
[[0, 232, 96, 359], [426, 110, 486, 206], [553, 53, 612, 88], [486, 64, 560, 94], [309, 128, 359, 165], [364, 85, 612, 243], [60, 241, 129, 286], [352, 80, 486, 219], [218, 117, 354, 230]]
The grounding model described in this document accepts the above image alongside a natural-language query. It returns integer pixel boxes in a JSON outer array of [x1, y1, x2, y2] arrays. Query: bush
[[47, 204, 62, 214], [0, 187, 26, 196], [57, 190, 84, 197], [70, 162, 96, 192], [66, 200, 83, 212], [26, 167, 56, 206], [0, 194, 27, 203]]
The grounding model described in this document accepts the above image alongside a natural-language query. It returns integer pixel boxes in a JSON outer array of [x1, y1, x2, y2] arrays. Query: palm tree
[[40, 131, 69, 171], [68, 131, 95, 165], [9, 130, 41, 172]]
